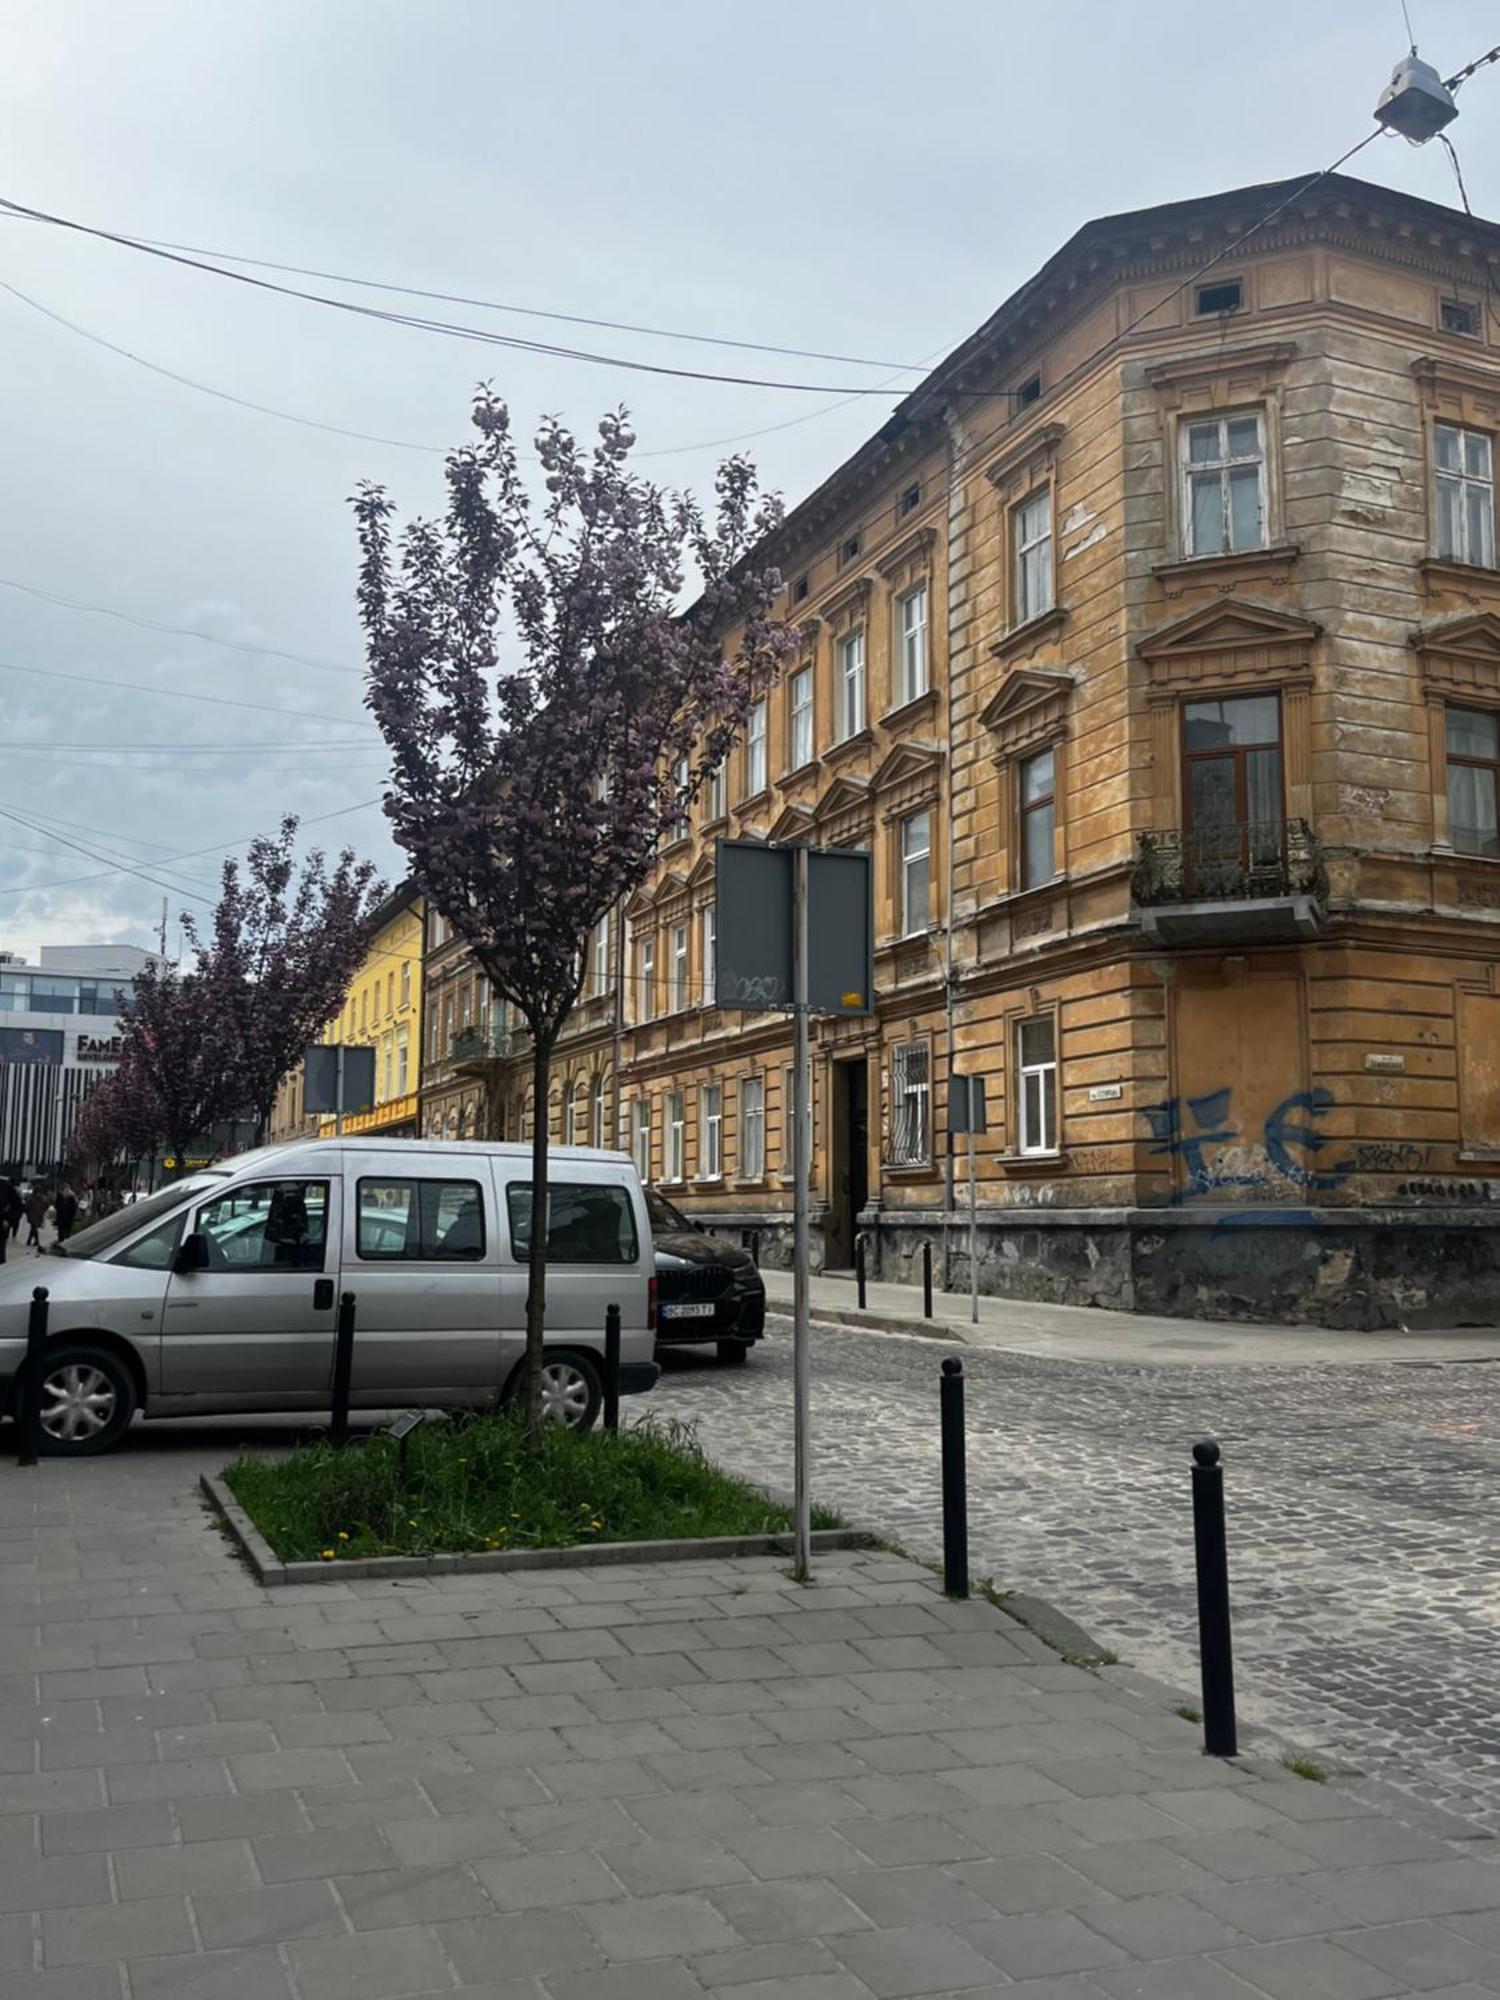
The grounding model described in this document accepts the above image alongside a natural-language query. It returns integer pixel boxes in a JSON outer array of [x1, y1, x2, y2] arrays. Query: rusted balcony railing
[[1132, 818, 1327, 905], [449, 1027, 512, 1065]]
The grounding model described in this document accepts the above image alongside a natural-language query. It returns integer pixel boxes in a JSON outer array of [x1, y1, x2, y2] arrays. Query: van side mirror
[[174, 1232, 210, 1275]]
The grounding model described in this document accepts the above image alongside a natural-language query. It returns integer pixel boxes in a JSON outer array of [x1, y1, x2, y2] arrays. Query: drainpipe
[[941, 408, 961, 1291], [611, 894, 625, 1151]]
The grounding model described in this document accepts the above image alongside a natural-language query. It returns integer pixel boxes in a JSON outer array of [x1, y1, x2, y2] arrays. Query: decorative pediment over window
[[979, 666, 1074, 762], [1412, 355, 1500, 431], [875, 524, 938, 589], [1137, 596, 1320, 698], [985, 421, 1065, 497], [1145, 340, 1296, 408], [812, 773, 873, 843], [820, 573, 874, 634], [766, 801, 816, 843], [686, 850, 718, 892], [654, 867, 690, 911], [624, 881, 656, 921], [870, 740, 944, 793], [1410, 611, 1500, 703]]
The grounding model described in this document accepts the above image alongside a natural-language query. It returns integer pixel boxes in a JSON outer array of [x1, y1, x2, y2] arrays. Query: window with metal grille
[[890, 1042, 930, 1166]]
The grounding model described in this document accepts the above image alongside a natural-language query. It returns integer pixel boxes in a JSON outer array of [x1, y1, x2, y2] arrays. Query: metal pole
[[603, 1302, 621, 1434], [1191, 1439, 1238, 1756], [334, 1047, 346, 1139], [330, 1291, 357, 1448], [855, 1234, 866, 1310], [968, 1119, 979, 1325], [792, 842, 812, 1583], [17, 1287, 48, 1468], [922, 1241, 933, 1319], [940, 1356, 968, 1598]]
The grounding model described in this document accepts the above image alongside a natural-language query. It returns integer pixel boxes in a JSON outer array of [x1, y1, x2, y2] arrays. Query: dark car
[[646, 1187, 766, 1365]]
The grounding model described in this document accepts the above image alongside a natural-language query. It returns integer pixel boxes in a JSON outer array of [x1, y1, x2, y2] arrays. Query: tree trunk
[[522, 1030, 554, 1444]]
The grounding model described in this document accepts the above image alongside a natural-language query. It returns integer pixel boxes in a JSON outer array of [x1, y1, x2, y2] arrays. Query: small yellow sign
[[842, 992, 863, 1008]]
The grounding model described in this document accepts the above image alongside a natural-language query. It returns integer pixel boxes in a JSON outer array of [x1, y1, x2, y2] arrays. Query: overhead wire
[[0, 656, 377, 731], [0, 575, 361, 676]]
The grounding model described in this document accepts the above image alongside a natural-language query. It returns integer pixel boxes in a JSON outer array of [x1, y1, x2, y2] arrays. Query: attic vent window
[[1016, 374, 1041, 408], [838, 533, 861, 568], [792, 574, 809, 603], [899, 482, 921, 516], [1442, 297, 1480, 337], [1195, 279, 1243, 317]]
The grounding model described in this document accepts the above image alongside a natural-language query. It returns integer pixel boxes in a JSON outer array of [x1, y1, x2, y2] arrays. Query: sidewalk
[[5, 1434, 1500, 1998], [761, 1266, 1500, 1365]]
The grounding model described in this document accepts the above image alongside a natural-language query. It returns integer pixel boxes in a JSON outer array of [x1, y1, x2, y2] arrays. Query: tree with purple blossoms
[[352, 391, 798, 1434], [69, 1052, 167, 1180], [188, 818, 384, 1143], [117, 957, 235, 1177]]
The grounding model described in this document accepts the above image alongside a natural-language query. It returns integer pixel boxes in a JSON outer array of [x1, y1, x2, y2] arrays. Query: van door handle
[[313, 1279, 335, 1311]]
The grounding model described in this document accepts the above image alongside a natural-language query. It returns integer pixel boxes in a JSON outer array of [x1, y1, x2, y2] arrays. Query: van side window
[[111, 1216, 184, 1271], [357, 1178, 486, 1261], [195, 1181, 329, 1273], [506, 1183, 639, 1265]]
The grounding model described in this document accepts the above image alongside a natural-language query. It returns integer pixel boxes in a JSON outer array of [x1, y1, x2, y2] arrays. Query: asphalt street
[[656, 1315, 1500, 1836]]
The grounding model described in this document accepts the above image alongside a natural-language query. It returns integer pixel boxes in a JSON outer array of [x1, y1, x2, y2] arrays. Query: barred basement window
[[890, 1042, 930, 1166]]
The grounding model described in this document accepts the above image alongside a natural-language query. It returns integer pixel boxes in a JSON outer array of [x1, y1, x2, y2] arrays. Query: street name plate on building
[[303, 1044, 376, 1116], [714, 840, 873, 1016], [1365, 1052, 1405, 1072], [1088, 1082, 1124, 1102]]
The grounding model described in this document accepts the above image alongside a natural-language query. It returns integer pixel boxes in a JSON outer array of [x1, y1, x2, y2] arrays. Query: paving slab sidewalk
[[4, 1438, 1500, 1998], [760, 1267, 1500, 1365]]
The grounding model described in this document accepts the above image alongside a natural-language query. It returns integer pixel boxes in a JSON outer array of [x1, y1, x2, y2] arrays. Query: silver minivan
[[0, 1138, 659, 1455]]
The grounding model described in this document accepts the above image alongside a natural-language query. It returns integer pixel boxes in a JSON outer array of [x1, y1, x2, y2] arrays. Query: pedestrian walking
[[0, 1179, 18, 1263], [23, 1188, 46, 1250], [54, 1183, 78, 1244]]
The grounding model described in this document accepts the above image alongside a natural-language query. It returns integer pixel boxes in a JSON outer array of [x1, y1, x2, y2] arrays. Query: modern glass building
[[0, 945, 155, 1176]]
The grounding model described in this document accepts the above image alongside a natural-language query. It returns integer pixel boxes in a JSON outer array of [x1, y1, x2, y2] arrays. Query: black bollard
[[1191, 1439, 1237, 1757], [940, 1355, 968, 1600], [603, 1302, 621, 1433], [922, 1242, 933, 1319], [17, 1287, 49, 1468], [855, 1234, 867, 1309], [330, 1292, 357, 1449], [750, 1230, 761, 1268]]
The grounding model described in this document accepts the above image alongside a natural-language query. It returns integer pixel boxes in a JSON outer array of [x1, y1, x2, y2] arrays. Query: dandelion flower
[[337, 1532, 350, 1541], [320, 1549, 335, 1561]]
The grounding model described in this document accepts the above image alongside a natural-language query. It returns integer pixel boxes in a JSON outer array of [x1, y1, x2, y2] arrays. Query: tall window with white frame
[[1447, 706, 1500, 855], [789, 664, 813, 769], [700, 1083, 722, 1179], [592, 1074, 607, 1149], [638, 932, 656, 1022], [632, 1097, 652, 1181], [1013, 489, 1053, 623], [705, 756, 726, 822], [740, 1075, 764, 1179], [666, 1090, 685, 1182], [1019, 746, 1056, 888], [838, 629, 866, 740], [897, 582, 928, 704], [1182, 413, 1266, 557], [701, 903, 716, 999], [1017, 1016, 1058, 1155], [890, 1042, 930, 1166], [900, 809, 931, 935], [745, 698, 768, 796], [670, 922, 689, 1011], [1435, 423, 1496, 568], [591, 909, 611, 998], [670, 754, 691, 836]]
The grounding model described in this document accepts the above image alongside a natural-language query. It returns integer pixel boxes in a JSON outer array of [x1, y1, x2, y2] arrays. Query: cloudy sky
[[1, 1, 1496, 959]]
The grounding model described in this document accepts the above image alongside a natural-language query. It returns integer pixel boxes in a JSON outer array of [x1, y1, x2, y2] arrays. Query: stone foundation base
[[700, 1204, 1500, 1330]]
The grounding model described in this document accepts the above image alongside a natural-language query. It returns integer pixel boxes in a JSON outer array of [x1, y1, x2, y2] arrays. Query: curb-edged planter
[[201, 1474, 874, 1587]]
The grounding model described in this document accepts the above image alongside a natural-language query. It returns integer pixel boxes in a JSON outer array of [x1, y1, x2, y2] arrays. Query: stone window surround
[[981, 666, 1074, 895], [987, 422, 1065, 644], [1144, 340, 1296, 566], [1411, 612, 1500, 852], [1412, 357, 1500, 578]]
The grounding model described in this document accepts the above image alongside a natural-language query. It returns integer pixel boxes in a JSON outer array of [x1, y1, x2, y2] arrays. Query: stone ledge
[[201, 1472, 873, 1588]]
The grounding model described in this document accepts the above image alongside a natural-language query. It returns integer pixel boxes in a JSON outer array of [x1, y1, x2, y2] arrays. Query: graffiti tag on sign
[[1140, 1086, 1354, 1205]]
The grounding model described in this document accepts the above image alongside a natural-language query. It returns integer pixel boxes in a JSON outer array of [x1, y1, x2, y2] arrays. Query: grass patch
[[224, 1411, 840, 1565], [1175, 1704, 1203, 1724], [1282, 1753, 1329, 1783]]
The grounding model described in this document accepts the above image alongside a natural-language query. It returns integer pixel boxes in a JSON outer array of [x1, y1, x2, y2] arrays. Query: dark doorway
[[827, 1059, 869, 1270]]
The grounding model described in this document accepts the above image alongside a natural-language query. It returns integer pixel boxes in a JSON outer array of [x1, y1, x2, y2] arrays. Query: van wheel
[[540, 1353, 603, 1432], [33, 1345, 136, 1455]]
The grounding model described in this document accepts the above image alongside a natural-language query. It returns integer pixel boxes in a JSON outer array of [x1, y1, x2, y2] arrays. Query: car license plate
[[660, 1301, 716, 1320]]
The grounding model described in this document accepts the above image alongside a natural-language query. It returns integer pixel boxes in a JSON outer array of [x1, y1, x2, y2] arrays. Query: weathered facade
[[422, 174, 1500, 1328]]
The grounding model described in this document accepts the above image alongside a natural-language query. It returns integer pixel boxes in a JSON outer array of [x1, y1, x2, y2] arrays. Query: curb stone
[[201, 1473, 873, 1586]]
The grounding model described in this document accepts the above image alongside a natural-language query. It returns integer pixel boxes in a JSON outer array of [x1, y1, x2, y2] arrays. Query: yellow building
[[321, 883, 425, 1136]]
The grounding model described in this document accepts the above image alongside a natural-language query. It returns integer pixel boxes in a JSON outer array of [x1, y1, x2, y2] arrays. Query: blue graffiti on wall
[[1141, 1085, 1354, 1206]]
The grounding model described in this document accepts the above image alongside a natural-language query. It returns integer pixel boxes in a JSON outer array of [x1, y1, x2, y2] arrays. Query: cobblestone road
[[654, 1318, 1500, 1835]]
